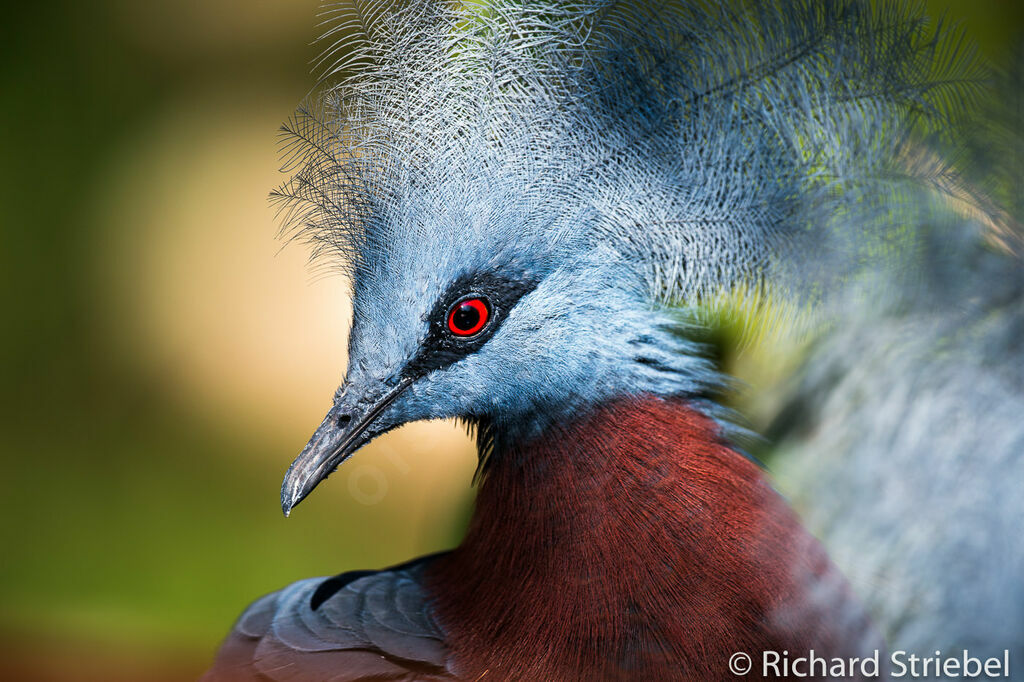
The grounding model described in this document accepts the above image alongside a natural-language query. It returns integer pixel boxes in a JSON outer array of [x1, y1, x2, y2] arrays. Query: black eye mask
[[403, 271, 540, 378]]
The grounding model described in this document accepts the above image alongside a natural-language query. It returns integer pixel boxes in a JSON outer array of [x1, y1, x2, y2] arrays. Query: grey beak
[[280, 377, 413, 516]]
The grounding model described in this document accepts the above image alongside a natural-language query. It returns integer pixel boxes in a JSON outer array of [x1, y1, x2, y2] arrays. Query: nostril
[[337, 414, 353, 428]]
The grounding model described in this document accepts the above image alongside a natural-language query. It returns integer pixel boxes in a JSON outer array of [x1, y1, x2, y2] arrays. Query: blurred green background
[[0, 1, 1020, 680]]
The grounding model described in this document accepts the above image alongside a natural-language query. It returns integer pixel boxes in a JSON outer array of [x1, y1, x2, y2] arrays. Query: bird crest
[[273, 0, 981, 312]]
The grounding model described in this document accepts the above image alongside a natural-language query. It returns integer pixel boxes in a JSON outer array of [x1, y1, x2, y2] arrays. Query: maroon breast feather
[[426, 395, 882, 681]]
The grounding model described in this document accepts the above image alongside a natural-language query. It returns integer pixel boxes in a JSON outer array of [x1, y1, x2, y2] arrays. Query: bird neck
[[426, 395, 875, 681]]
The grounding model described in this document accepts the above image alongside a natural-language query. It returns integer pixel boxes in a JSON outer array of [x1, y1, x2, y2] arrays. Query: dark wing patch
[[310, 570, 376, 610], [202, 561, 452, 681]]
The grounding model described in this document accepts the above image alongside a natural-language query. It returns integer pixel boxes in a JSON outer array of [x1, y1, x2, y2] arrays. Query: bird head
[[276, 0, 965, 513], [280, 183, 712, 514]]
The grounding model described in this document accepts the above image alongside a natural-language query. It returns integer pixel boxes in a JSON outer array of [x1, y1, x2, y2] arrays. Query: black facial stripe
[[403, 270, 540, 378]]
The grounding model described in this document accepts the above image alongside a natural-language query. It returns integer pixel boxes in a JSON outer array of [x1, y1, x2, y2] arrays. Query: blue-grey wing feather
[[202, 561, 452, 681]]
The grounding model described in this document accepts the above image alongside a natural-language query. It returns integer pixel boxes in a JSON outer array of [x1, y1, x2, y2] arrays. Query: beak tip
[[277, 378, 411, 516], [280, 481, 302, 518], [280, 473, 298, 517]]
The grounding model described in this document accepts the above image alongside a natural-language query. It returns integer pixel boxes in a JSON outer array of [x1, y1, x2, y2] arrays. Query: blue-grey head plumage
[[276, 0, 983, 513]]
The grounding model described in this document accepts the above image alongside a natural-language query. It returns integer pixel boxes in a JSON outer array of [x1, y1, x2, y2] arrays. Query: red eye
[[447, 297, 490, 337]]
